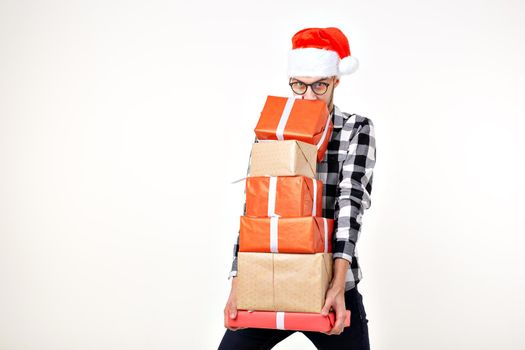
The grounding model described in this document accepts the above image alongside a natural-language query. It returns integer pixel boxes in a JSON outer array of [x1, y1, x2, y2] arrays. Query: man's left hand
[[320, 258, 351, 335], [320, 282, 348, 335]]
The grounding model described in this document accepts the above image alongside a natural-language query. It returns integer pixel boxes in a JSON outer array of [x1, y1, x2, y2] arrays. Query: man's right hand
[[223, 277, 246, 331]]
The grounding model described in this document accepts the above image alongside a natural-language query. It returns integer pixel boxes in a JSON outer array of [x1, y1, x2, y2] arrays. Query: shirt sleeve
[[332, 119, 376, 264], [228, 136, 258, 279]]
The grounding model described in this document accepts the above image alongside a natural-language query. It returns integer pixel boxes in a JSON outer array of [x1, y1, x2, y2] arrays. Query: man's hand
[[321, 258, 351, 335], [223, 277, 246, 331]]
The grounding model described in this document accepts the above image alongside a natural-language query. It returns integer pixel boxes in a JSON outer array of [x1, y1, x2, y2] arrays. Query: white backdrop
[[1, 0, 524, 349]]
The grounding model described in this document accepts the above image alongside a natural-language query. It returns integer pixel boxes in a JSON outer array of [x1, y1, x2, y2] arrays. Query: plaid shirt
[[229, 104, 377, 292]]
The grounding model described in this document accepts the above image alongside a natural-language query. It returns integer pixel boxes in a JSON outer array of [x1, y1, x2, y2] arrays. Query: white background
[[1, 0, 524, 349]]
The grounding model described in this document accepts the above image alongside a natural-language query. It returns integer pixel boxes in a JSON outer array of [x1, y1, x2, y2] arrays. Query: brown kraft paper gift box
[[248, 140, 317, 178], [236, 252, 333, 313]]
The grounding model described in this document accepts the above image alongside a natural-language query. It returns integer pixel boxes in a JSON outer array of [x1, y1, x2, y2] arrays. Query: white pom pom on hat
[[338, 55, 359, 75], [287, 27, 359, 77]]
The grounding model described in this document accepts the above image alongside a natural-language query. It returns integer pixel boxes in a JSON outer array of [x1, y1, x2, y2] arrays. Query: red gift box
[[239, 216, 333, 253], [245, 176, 323, 217], [254, 96, 333, 162], [227, 310, 351, 333]]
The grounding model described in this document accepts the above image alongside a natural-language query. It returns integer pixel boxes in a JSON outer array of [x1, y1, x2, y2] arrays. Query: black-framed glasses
[[289, 78, 331, 95]]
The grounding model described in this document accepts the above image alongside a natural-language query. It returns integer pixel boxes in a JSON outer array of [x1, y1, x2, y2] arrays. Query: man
[[219, 27, 376, 349]]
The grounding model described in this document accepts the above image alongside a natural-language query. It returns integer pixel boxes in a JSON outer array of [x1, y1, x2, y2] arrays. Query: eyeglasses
[[289, 78, 331, 95]]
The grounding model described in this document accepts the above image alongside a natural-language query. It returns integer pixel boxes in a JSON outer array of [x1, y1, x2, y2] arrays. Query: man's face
[[289, 76, 340, 110]]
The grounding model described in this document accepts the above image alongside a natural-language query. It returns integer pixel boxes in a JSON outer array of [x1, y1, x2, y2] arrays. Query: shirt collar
[[331, 104, 348, 128]]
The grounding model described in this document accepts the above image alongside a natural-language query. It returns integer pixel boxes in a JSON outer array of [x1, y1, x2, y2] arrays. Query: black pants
[[217, 285, 370, 350]]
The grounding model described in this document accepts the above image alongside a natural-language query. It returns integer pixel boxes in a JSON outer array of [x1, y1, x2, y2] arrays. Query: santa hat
[[287, 27, 359, 77]]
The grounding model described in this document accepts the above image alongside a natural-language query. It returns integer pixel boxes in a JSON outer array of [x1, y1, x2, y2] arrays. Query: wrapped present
[[227, 310, 350, 332], [245, 176, 323, 217], [239, 216, 333, 253], [236, 252, 333, 313], [248, 140, 317, 178], [254, 96, 334, 162]]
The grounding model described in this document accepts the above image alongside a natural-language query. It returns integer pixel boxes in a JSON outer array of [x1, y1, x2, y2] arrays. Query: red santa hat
[[287, 27, 359, 77]]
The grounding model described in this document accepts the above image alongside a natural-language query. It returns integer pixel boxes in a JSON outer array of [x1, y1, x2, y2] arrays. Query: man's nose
[[302, 86, 317, 100]]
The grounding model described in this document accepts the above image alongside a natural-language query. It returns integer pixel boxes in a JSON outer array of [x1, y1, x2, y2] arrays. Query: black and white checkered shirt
[[229, 104, 377, 292]]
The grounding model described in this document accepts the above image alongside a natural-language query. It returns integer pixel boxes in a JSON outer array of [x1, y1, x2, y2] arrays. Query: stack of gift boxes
[[227, 96, 350, 333]]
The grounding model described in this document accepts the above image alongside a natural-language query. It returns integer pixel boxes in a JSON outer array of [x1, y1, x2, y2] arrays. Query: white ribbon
[[230, 176, 247, 184], [311, 179, 318, 216], [275, 97, 296, 141], [315, 111, 331, 150], [275, 311, 285, 330], [323, 218, 328, 253], [270, 217, 279, 253], [267, 177, 277, 217]]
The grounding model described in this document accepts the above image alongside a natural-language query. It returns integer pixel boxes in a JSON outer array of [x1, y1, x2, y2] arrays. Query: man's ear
[[333, 76, 340, 88]]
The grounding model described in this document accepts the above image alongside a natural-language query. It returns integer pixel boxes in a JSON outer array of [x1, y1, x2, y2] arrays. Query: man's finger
[[229, 305, 237, 319], [329, 319, 343, 335], [321, 298, 332, 316]]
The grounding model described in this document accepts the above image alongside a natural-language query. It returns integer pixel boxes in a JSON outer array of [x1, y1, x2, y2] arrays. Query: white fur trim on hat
[[288, 47, 340, 77], [288, 47, 359, 77]]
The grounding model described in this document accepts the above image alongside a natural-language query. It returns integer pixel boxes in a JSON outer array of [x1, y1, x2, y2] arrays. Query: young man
[[219, 27, 376, 349]]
